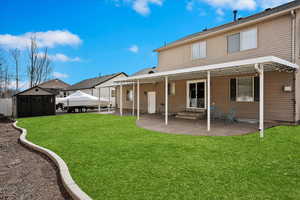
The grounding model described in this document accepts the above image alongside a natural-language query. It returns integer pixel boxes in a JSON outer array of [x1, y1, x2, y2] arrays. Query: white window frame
[[236, 76, 255, 102], [191, 41, 207, 60], [186, 79, 207, 109]]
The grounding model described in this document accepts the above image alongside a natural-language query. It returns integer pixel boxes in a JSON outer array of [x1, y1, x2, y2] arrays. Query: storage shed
[[13, 86, 56, 117]]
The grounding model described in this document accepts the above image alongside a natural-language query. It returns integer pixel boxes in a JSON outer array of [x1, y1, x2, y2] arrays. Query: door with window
[[186, 80, 206, 109]]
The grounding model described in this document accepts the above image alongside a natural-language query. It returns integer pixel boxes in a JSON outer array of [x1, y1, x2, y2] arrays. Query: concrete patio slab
[[136, 114, 275, 136]]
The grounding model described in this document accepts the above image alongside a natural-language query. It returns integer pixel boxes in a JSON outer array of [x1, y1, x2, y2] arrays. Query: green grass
[[18, 114, 300, 200]]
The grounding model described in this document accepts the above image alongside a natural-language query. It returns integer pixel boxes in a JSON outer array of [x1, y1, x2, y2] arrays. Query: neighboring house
[[37, 79, 70, 97], [66, 72, 127, 107], [116, 1, 300, 136]]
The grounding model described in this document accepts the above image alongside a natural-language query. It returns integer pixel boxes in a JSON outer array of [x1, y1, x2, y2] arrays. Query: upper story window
[[192, 41, 206, 59], [227, 28, 257, 53]]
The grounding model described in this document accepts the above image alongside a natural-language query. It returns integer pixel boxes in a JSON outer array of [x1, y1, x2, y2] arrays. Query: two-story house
[[115, 1, 300, 137]]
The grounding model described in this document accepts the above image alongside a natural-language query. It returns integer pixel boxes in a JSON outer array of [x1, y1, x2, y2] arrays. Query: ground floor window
[[186, 80, 206, 109], [230, 76, 259, 102], [126, 89, 133, 101]]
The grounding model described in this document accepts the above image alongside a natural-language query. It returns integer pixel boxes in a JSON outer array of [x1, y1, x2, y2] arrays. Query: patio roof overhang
[[115, 56, 298, 84]]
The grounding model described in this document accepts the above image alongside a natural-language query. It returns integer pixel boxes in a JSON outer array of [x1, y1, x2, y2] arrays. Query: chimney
[[233, 10, 238, 21]]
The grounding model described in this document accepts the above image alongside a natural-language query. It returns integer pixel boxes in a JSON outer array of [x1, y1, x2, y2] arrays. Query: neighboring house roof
[[38, 79, 70, 89], [132, 67, 157, 76], [66, 72, 127, 91], [154, 0, 300, 52]]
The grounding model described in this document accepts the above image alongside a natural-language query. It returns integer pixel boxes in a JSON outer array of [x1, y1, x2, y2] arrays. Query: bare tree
[[27, 37, 52, 87], [10, 48, 21, 91]]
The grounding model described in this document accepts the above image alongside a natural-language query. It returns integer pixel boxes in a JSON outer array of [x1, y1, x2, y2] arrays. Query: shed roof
[[14, 86, 56, 96]]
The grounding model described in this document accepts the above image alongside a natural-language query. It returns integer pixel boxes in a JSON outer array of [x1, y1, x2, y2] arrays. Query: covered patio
[[116, 56, 298, 137]]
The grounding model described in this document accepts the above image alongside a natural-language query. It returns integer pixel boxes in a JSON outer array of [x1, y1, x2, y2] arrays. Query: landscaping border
[[13, 122, 92, 200]]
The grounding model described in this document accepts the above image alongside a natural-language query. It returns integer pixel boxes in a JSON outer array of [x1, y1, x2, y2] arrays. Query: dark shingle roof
[[66, 72, 126, 91], [132, 67, 157, 76], [155, 0, 300, 51]]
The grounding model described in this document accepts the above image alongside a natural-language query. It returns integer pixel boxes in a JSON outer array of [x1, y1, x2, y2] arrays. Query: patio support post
[[259, 64, 264, 138], [108, 87, 111, 111], [165, 76, 168, 125], [120, 82, 123, 116], [132, 82, 135, 116], [98, 87, 101, 112], [207, 71, 211, 131], [137, 80, 140, 120]]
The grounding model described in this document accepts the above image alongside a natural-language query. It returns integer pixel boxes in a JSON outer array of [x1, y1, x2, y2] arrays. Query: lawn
[[18, 114, 300, 200]]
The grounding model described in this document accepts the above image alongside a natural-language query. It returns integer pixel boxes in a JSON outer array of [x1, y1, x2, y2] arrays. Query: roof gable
[[66, 72, 127, 91]]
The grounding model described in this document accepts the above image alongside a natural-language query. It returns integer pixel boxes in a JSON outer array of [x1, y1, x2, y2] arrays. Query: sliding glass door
[[187, 80, 206, 109]]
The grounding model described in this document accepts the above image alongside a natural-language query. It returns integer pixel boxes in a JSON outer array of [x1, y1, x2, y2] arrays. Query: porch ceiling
[[116, 56, 298, 84]]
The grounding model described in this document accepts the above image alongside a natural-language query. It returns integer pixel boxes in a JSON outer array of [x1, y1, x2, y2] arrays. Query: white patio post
[[165, 76, 168, 125], [207, 71, 211, 131], [120, 82, 123, 116], [98, 87, 101, 112], [108, 87, 111, 111], [137, 80, 140, 120], [259, 64, 264, 138], [132, 82, 135, 116]]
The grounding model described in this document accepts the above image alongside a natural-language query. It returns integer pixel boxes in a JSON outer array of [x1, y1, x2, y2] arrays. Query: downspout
[[291, 10, 297, 123]]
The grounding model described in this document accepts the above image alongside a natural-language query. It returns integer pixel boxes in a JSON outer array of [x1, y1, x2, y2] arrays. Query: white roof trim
[[116, 56, 298, 82]]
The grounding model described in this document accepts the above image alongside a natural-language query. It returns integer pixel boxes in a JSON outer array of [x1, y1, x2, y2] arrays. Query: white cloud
[[187, 0, 256, 12], [112, 0, 163, 16], [202, 0, 256, 10], [47, 53, 81, 62], [129, 45, 139, 53], [0, 30, 82, 50], [216, 8, 224, 16], [259, 0, 293, 9], [8, 80, 30, 90], [186, 1, 194, 11], [53, 72, 69, 79]]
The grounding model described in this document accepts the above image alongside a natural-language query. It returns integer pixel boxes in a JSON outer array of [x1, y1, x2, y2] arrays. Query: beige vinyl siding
[[157, 15, 292, 71]]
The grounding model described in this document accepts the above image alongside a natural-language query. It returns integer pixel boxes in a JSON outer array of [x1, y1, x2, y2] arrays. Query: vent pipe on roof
[[233, 10, 238, 21]]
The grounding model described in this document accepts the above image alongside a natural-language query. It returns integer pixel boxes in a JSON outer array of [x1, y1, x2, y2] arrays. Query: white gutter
[[116, 56, 299, 82], [155, 5, 300, 52], [291, 10, 296, 63]]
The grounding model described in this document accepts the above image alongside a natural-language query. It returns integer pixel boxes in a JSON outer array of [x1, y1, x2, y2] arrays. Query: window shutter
[[228, 33, 240, 53], [254, 76, 260, 101], [192, 43, 200, 59], [199, 41, 206, 58], [240, 28, 257, 51], [230, 78, 236, 101], [192, 41, 206, 59]]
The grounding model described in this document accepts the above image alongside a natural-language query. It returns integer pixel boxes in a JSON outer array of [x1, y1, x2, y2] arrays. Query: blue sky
[[0, 0, 293, 86]]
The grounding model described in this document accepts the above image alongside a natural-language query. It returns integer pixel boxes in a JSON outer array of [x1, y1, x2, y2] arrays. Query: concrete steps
[[175, 111, 205, 120]]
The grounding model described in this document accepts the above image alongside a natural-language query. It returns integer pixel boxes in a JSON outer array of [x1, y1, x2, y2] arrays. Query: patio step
[[175, 112, 205, 120]]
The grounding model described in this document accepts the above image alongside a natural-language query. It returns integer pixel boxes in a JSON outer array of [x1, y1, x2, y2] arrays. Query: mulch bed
[[0, 118, 72, 200]]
